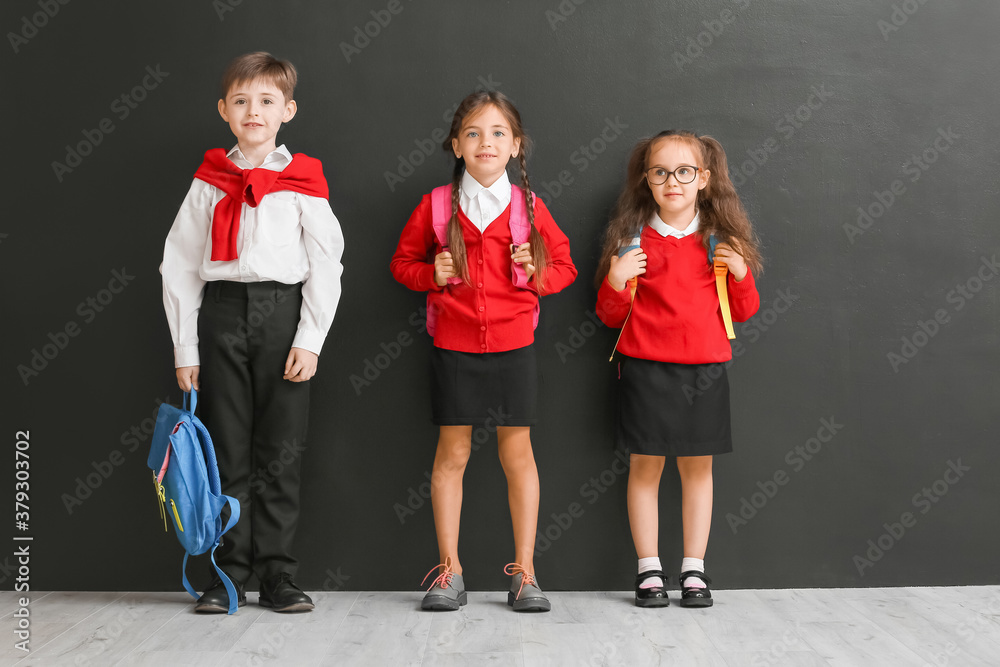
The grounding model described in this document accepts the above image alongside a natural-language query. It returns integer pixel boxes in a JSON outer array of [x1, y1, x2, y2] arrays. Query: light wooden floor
[[2, 586, 998, 666]]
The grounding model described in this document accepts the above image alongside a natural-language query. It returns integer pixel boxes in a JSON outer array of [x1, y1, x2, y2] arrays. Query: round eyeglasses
[[645, 165, 700, 185]]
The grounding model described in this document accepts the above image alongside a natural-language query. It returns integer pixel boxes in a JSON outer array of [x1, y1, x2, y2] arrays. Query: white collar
[[227, 144, 292, 169], [461, 170, 511, 203], [650, 211, 700, 238]]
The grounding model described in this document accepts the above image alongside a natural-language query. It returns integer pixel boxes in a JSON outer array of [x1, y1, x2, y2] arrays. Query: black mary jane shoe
[[195, 578, 246, 613], [634, 569, 670, 608], [678, 570, 713, 608]]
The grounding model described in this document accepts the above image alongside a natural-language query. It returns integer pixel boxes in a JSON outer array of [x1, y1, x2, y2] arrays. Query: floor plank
[[0, 591, 122, 665], [216, 592, 359, 667], [845, 594, 1000, 666], [1, 586, 997, 665], [16, 592, 186, 667], [320, 592, 432, 666]]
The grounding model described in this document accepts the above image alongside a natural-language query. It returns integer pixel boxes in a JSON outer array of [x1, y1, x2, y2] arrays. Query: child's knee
[[630, 454, 665, 476], [434, 439, 472, 472], [497, 445, 536, 475]]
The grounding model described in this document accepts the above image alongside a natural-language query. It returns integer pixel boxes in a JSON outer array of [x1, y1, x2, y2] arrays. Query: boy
[[160, 52, 344, 613]]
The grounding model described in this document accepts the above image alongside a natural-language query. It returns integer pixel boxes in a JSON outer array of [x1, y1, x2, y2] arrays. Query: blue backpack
[[148, 390, 241, 614]]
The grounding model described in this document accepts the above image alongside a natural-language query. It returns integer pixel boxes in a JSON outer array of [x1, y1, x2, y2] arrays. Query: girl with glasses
[[595, 130, 762, 608]]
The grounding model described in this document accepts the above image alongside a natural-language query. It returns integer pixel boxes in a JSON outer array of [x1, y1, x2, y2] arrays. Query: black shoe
[[634, 570, 670, 608], [259, 573, 314, 613], [678, 570, 713, 608], [195, 577, 246, 613]]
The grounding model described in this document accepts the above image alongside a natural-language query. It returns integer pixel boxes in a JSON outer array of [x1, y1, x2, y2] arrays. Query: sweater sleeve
[[531, 197, 577, 296], [728, 268, 760, 322], [596, 276, 632, 328], [390, 195, 444, 293]]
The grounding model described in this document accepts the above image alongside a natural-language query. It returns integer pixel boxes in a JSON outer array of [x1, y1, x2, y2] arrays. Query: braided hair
[[442, 91, 549, 291]]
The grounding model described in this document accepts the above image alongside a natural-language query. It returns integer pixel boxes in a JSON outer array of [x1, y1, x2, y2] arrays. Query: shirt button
[[478, 306, 484, 312], [478, 259, 483, 265], [481, 344, 487, 349], [477, 283, 483, 288], [480, 326, 486, 331]]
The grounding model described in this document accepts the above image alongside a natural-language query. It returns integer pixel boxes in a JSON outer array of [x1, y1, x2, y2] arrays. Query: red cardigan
[[597, 230, 759, 364], [391, 193, 577, 353]]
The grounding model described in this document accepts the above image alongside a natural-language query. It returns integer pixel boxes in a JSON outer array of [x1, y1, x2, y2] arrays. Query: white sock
[[681, 557, 706, 589], [638, 557, 663, 589]]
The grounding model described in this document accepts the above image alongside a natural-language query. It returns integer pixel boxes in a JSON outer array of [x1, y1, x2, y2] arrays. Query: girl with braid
[[596, 130, 761, 608], [391, 91, 576, 612]]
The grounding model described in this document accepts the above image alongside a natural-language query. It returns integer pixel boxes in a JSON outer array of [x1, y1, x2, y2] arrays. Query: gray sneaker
[[421, 560, 467, 611], [505, 564, 551, 612]]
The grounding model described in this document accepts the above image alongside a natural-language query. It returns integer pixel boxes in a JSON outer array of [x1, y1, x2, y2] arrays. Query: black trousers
[[197, 280, 310, 585]]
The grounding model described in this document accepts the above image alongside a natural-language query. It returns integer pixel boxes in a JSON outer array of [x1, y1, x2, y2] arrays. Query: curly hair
[[595, 130, 762, 287]]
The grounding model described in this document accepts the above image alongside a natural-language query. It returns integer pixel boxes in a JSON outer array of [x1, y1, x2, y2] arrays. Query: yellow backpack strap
[[708, 234, 736, 340], [714, 260, 736, 340]]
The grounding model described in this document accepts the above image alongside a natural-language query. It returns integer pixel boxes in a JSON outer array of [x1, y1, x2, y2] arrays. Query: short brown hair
[[220, 52, 297, 101]]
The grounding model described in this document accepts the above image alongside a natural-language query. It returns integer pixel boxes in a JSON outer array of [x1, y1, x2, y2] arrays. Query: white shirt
[[649, 210, 700, 238], [460, 170, 512, 233], [160, 144, 345, 367]]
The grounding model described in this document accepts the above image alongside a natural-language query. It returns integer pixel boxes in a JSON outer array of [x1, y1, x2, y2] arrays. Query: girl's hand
[[434, 251, 456, 286], [284, 347, 318, 382], [511, 243, 535, 281], [713, 242, 748, 281], [607, 248, 647, 291]]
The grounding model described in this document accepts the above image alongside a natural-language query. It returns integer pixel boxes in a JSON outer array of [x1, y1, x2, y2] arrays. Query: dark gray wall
[[3, 0, 998, 593]]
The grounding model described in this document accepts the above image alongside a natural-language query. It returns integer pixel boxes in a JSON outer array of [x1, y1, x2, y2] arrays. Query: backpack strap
[[181, 494, 241, 614], [430, 186, 462, 286], [619, 231, 643, 301], [708, 235, 736, 340], [508, 184, 539, 329], [180, 547, 240, 614], [609, 230, 644, 360], [427, 183, 540, 335], [183, 389, 196, 414], [509, 185, 531, 289], [610, 229, 736, 361]]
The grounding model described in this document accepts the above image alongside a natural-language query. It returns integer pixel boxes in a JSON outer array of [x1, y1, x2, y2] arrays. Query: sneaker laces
[[421, 556, 456, 591], [503, 562, 537, 600]]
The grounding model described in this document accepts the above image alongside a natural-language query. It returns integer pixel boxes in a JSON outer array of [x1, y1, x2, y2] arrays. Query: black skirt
[[431, 344, 537, 427], [616, 356, 732, 457]]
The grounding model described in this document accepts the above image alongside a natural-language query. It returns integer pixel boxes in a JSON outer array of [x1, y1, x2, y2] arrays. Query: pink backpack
[[426, 183, 539, 337]]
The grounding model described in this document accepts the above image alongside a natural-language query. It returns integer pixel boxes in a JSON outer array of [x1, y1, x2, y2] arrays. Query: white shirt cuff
[[292, 329, 326, 356], [174, 345, 200, 368]]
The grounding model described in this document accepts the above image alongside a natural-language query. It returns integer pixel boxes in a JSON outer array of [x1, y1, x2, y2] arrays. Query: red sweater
[[597, 230, 759, 364], [391, 193, 577, 353]]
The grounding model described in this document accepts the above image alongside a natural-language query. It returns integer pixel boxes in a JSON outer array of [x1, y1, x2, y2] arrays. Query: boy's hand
[[284, 347, 318, 382], [434, 251, 456, 286], [176, 366, 200, 392], [608, 248, 647, 291], [511, 243, 535, 281], [713, 242, 748, 281]]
